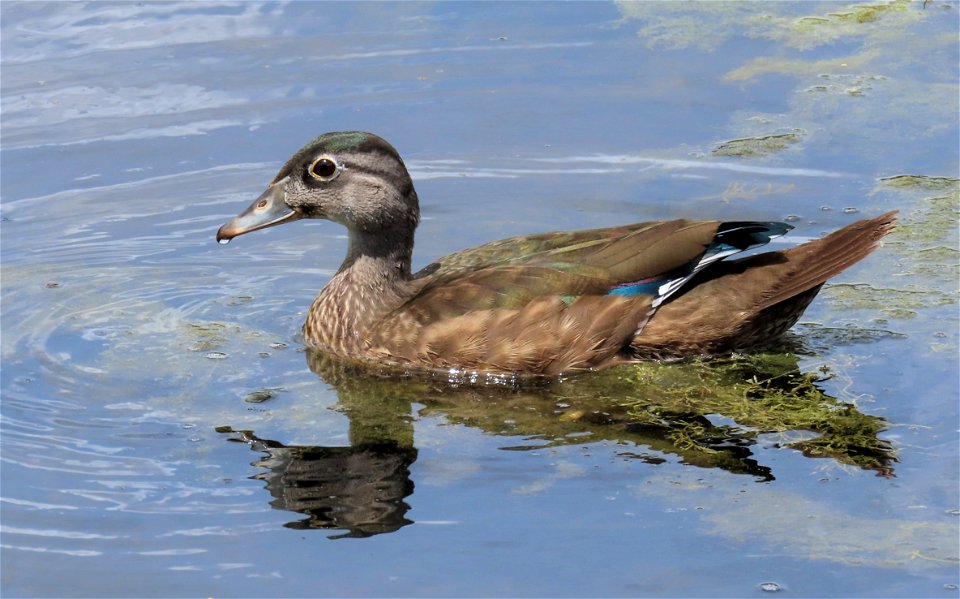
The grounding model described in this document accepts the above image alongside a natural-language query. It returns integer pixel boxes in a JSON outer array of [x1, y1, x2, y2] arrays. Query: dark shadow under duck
[[217, 131, 897, 375]]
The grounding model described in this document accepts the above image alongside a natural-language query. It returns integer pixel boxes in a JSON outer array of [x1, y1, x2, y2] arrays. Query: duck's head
[[216, 131, 419, 244]]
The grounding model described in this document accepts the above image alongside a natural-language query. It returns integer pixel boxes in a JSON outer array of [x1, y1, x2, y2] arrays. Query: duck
[[217, 131, 897, 376]]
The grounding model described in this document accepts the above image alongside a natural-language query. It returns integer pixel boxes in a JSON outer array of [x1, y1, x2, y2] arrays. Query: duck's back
[[359, 213, 896, 373], [362, 219, 780, 373]]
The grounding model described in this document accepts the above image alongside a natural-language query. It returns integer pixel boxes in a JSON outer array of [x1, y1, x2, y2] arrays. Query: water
[[2, 2, 958, 597]]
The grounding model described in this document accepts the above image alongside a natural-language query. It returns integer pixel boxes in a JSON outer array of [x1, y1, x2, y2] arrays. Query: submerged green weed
[[307, 350, 898, 479], [614, 354, 894, 475]]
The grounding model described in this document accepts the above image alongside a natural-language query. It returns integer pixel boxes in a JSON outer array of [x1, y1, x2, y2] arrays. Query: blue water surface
[[2, 2, 958, 597]]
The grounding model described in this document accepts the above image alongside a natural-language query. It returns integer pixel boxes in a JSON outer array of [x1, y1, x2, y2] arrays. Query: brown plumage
[[217, 131, 897, 376], [633, 211, 897, 359]]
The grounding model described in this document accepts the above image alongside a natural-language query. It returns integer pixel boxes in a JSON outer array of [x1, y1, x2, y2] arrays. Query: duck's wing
[[413, 220, 694, 279], [416, 219, 790, 299], [375, 219, 791, 374]]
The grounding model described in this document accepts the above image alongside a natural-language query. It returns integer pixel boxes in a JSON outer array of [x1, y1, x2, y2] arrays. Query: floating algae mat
[[712, 131, 804, 157]]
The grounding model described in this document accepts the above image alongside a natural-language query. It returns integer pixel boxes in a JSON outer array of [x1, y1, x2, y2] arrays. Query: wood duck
[[217, 131, 896, 376]]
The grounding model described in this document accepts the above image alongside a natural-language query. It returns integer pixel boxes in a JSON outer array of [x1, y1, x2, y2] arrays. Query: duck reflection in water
[[221, 428, 416, 539], [220, 342, 898, 538]]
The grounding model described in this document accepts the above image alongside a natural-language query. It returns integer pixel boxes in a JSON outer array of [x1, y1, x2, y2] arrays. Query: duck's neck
[[339, 226, 415, 282], [304, 224, 417, 353]]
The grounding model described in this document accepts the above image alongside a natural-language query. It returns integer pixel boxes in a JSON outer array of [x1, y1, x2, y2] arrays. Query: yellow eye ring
[[308, 156, 341, 181]]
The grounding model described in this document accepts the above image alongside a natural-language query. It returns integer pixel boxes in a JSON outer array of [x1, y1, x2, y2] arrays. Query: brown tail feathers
[[631, 210, 898, 359]]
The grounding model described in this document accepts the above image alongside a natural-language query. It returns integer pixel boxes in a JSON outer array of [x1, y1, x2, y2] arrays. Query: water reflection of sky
[[1, 1, 957, 597]]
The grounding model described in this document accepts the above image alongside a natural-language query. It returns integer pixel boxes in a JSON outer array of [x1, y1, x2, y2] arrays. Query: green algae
[[640, 469, 958, 569], [620, 0, 955, 169], [619, 0, 925, 52], [712, 131, 804, 158], [880, 174, 960, 192], [185, 322, 235, 352], [304, 349, 898, 478], [612, 354, 895, 474], [794, 323, 907, 350], [723, 49, 881, 83], [775, 0, 920, 48], [810, 173, 959, 360], [879, 182, 958, 262], [877, 175, 958, 245], [244, 387, 285, 404], [875, 176, 959, 297], [823, 283, 952, 318]]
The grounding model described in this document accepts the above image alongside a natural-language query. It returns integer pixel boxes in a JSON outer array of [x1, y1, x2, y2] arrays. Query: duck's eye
[[308, 157, 340, 181]]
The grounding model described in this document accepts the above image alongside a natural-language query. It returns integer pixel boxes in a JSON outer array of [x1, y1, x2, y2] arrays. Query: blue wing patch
[[608, 276, 662, 297], [607, 221, 793, 307]]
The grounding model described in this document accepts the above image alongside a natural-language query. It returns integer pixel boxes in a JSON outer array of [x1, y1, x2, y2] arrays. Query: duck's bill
[[216, 180, 301, 243]]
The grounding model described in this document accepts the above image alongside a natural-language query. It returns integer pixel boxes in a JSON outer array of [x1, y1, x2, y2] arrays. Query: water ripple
[[1, 544, 103, 557], [1, 526, 122, 540]]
